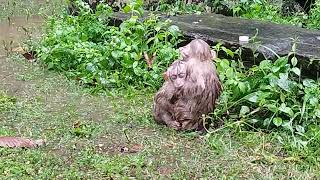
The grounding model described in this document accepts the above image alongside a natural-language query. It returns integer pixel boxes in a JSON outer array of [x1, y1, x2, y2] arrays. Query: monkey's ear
[[163, 71, 169, 81], [211, 50, 217, 60]]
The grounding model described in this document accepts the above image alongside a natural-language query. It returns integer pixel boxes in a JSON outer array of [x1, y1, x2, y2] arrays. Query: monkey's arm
[[153, 85, 181, 130], [173, 83, 207, 130], [173, 99, 200, 130], [153, 101, 180, 130]]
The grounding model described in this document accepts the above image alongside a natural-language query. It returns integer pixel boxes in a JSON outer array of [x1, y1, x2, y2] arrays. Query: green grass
[[0, 55, 319, 178], [0, 0, 65, 20], [0, 0, 320, 178]]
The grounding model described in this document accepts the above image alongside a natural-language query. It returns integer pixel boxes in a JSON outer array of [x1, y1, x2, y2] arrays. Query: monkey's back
[[175, 60, 222, 130]]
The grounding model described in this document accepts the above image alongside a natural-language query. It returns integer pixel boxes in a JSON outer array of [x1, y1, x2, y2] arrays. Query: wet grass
[[1, 56, 320, 179], [0, 0, 320, 179], [0, 0, 65, 20]]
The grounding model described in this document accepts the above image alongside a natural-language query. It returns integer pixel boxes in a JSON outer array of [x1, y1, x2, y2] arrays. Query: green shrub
[[213, 44, 320, 148], [154, 0, 205, 15], [232, 0, 307, 27], [37, 0, 181, 91], [307, 1, 320, 29]]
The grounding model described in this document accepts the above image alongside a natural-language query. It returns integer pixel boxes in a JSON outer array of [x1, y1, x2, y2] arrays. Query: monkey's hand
[[167, 120, 181, 130]]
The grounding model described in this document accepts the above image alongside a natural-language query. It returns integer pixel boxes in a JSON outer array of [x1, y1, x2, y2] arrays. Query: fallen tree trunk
[[112, 12, 320, 78]]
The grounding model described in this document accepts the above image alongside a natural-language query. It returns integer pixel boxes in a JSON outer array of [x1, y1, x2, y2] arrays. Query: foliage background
[[36, 1, 320, 148], [37, 1, 181, 91]]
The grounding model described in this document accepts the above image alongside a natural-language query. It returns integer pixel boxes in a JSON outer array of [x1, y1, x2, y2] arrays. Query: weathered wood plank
[[168, 13, 320, 60], [114, 12, 320, 58], [112, 12, 320, 77]]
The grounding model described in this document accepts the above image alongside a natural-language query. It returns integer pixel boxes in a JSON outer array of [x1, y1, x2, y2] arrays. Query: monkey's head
[[179, 39, 215, 61], [167, 61, 188, 90]]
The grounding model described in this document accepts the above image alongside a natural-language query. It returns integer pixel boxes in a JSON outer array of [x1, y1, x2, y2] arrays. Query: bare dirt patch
[[0, 15, 43, 55], [0, 15, 43, 97]]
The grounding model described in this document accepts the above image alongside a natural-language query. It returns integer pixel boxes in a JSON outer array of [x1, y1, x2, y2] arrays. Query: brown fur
[[153, 39, 222, 131], [153, 61, 189, 130]]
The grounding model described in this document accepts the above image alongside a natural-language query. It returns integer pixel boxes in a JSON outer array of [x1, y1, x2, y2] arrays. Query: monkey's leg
[[174, 100, 204, 131], [155, 110, 180, 130], [174, 108, 193, 130]]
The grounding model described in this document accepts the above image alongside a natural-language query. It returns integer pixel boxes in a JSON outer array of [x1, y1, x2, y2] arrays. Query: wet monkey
[[153, 61, 189, 130], [153, 39, 222, 131]]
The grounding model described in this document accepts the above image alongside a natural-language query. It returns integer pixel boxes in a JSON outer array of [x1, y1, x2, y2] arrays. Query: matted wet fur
[[153, 60, 189, 130]]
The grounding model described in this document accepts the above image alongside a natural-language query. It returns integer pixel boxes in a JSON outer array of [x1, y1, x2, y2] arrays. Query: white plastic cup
[[239, 36, 249, 45]]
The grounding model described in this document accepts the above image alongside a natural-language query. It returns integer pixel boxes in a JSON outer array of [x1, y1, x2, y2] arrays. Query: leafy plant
[[37, 0, 181, 91], [213, 44, 320, 148], [153, 0, 205, 15], [306, 1, 320, 29], [232, 0, 307, 28]]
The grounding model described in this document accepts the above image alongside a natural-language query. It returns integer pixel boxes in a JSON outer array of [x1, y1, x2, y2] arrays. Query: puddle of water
[[0, 15, 43, 56]]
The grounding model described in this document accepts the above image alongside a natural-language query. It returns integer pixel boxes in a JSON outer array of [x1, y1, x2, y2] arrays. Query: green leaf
[[280, 93, 285, 102], [123, 5, 132, 13], [273, 117, 282, 127], [315, 109, 320, 118], [168, 25, 180, 36], [125, 46, 132, 52], [221, 47, 234, 57], [129, 16, 138, 23], [310, 97, 318, 105], [86, 63, 96, 72], [297, 139, 308, 147], [303, 79, 315, 87], [152, 73, 159, 79], [225, 68, 234, 78], [146, 37, 155, 45], [291, 67, 300, 76], [111, 51, 118, 59], [238, 82, 246, 93], [266, 104, 278, 113], [271, 66, 281, 73], [291, 43, 297, 52], [123, 53, 133, 66], [155, 25, 161, 32], [225, 79, 236, 85], [133, 66, 142, 76], [246, 92, 258, 103], [157, 33, 164, 41], [132, 61, 138, 68], [277, 73, 290, 91], [295, 125, 305, 133], [220, 59, 230, 69], [248, 119, 259, 124], [263, 118, 272, 126], [259, 60, 271, 69], [291, 57, 297, 67], [279, 73, 288, 80], [48, 62, 54, 70], [274, 57, 288, 68], [240, 106, 250, 116], [279, 103, 294, 117]]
